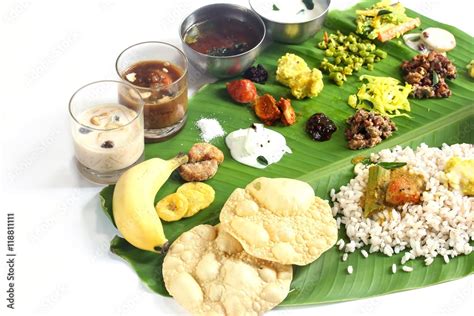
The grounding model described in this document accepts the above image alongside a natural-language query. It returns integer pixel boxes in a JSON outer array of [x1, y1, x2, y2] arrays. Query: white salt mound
[[196, 118, 225, 142]]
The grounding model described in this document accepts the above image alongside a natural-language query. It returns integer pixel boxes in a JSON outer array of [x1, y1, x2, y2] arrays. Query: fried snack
[[163, 225, 292, 316], [179, 160, 219, 182], [253, 94, 281, 126], [177, 182, 215, 217], [189, 143, 225, 164], [179, 143, 224, 182], [155, 193, 189, 222], [276, 98, 296, 126], [219, 178, 338, 266]]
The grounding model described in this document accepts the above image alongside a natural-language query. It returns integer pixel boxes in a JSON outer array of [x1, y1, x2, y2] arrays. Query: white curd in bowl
[[250, 0, 327, 24]]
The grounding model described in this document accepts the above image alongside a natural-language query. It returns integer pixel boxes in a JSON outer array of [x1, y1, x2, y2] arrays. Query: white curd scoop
[[225, 124, 291, 169]]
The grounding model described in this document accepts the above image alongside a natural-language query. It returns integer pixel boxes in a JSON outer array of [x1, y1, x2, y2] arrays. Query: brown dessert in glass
[[116, 42, 188, 142]]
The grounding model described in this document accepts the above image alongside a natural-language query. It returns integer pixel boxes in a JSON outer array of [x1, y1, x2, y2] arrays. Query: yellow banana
[[112, 154, 188, 253]]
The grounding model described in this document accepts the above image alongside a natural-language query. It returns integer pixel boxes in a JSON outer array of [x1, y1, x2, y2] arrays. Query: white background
[[0, 0, 472, 315]]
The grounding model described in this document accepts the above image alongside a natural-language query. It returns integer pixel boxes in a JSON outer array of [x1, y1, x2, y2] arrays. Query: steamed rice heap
[[331, 143, 473, 266]]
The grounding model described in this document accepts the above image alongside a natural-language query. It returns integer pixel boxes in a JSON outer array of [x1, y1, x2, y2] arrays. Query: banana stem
[[154, 242, 170, 254], [169, 153, 189, 169]]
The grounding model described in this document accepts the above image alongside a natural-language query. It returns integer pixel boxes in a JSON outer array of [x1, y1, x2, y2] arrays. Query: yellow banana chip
[[177, 182, 215, 217], [155, 193, 189, 222]]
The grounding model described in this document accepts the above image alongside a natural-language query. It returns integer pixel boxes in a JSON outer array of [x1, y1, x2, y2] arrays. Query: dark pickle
[[243, 64, 269, 84], [306, 113, 337, 141]]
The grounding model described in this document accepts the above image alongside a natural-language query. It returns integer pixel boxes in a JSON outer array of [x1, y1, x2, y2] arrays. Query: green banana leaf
[[99, 0, 474, 306]]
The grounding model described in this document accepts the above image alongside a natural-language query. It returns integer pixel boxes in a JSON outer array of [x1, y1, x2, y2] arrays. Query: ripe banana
[[113, 154, 188, 253]]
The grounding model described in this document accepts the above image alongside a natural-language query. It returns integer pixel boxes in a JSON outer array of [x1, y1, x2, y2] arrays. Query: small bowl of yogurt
[[69, 80, 145, 184], [249, 0, 331, 44]]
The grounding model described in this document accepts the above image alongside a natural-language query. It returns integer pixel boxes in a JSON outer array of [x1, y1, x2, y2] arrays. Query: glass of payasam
[[116, 41, 189, 142], [69, 80, 145, 184]]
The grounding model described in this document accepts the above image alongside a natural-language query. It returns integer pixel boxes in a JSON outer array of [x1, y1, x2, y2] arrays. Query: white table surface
[[0, 0, 472, 315]]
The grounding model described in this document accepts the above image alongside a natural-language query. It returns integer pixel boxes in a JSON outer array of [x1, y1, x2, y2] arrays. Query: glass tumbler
[[69, 80, 145, 184], [116, 41, 189, 142]]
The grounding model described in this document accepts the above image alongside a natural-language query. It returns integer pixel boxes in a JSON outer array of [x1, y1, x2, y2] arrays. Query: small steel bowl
[[249, 0, 331, 44], [179, 3, 266, 79]]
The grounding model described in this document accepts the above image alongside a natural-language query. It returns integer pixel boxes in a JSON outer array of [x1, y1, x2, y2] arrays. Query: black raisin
[[101, 140, 114, 148]]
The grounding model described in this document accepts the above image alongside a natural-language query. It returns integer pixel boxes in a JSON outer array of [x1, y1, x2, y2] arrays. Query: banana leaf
[[99, 0, 474, 306]]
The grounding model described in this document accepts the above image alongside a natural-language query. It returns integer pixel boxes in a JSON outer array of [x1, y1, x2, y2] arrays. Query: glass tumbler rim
[[68, 79, 145, 132], [115, 41, 189, 90]]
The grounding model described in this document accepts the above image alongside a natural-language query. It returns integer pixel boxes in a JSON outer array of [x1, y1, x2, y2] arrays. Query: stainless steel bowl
[[249, 0, 331, 44], [179, 3, 266, 79]]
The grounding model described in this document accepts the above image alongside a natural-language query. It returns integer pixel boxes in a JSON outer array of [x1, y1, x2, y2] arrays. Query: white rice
[[332, 143, 474, 265], [392, 264, 397, 274], [361, 249, 369, 258], [402, 265, 413, 272], [342, 253, 348, 262], [337, 239, 345, 250], [347, 265, 353, 274], [443, 254, 450, 264]]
